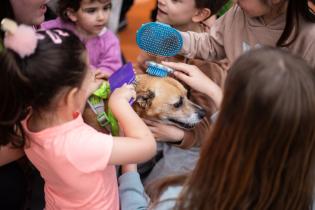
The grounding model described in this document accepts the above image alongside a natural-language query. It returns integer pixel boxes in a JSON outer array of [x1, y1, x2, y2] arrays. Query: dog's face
[[133, 74, 206, 129]]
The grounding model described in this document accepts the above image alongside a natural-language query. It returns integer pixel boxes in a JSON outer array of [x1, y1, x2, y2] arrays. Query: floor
[[118, 0, 156, 63]]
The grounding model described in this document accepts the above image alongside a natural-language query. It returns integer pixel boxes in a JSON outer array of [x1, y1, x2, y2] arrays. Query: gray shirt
[[119, 172, 182, 210]]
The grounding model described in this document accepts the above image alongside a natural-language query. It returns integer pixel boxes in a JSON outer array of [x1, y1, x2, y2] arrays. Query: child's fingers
[[161, 61, 195, 74], [173, 71, 191, 83], [95, 70, 111, 79], [122, 83, 136, 100], [143, 119, 158, 126]]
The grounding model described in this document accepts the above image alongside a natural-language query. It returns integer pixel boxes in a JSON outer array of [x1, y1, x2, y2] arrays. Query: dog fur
[[134, 74, 205, 129]]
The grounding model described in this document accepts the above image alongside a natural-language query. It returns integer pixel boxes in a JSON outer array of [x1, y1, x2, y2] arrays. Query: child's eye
[[171, 0, 181, 3], [103, 3, 112, 11], [83, 8, 96, 13]]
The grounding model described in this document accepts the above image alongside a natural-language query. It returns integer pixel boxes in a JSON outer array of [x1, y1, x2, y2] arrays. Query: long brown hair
[[269, 0, 315, 46], [174, 48, 315, 210]]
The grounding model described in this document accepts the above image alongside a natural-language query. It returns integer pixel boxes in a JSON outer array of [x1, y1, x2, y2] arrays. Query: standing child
[[0, 22, 155, 210], [180, 0, 315, 67], [1, 1, 52, 209], [136, 0, 228, 186], [42, 0, 122, 76]]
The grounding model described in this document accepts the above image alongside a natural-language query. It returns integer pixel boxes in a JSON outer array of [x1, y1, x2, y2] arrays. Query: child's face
[[157, 0, 199, 27], [235, 0, 271, 17], [69, 0, 111, 36], [10, 0, 50, 25]]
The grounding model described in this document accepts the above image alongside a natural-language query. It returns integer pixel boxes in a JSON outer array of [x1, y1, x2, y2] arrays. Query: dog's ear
[[136, 90, 155, 110]]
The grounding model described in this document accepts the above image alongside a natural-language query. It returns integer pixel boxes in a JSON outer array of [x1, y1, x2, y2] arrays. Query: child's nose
[[158, 0, 166, 5], [97, 11, 106, 21]]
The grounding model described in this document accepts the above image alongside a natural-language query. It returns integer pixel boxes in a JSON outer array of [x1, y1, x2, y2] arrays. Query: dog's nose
[[197, 108, 206, 119]]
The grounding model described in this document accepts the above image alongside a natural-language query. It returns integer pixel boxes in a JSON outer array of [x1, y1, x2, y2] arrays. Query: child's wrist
[[207, 84, 222, 109], [121, 164, 137, 174], [108, 97, 129, 109]]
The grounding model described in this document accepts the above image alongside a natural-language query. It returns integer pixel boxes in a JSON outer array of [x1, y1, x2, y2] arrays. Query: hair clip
[[1, 18, 38, 58]]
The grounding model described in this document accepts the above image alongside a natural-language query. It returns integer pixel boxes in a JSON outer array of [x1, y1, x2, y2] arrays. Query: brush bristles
[[136, 22, 183, 57], [146, 62, 173, 77]]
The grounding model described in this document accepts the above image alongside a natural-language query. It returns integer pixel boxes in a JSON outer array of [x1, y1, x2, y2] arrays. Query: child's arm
[[0, 144, 25, 166], [119, 164, 149, 210], [119, 164, 181, 210], [96, 31, 123, 74], [108, 85, 156, 165], [179, 10, 228, 61]]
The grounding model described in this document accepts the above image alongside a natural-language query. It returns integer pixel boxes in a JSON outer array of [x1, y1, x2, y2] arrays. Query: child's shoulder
[[41, 17, 65, 30]]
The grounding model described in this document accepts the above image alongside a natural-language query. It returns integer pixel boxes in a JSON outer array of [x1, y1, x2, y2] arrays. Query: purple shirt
[[41, 18, 122, 74]]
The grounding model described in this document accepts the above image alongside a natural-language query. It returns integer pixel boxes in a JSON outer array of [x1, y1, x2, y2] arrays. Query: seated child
[[135, 0, 230, 185], [42, 0, 122, 76]]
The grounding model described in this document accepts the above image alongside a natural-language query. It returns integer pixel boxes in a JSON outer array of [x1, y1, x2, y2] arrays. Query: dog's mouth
[[168, 118, 196, 129]]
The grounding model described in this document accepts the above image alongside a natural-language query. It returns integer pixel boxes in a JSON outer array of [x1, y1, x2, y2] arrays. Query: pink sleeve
[[96, 31, 123, 74], [40, 18, 62, 30], [65, 127, 114, 173]]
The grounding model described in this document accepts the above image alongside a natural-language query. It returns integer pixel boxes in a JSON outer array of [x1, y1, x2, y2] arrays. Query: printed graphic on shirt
[[242, 42, 262, 53]]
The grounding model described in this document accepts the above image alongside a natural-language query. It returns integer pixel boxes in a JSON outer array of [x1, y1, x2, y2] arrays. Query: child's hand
[[144, 119, 184, 143], [83, 71, 104, 97], [121, 164, 137, 174], [162, 61, 223, 108], [109, 84, 136, 105], [94, 69, 111, 79]]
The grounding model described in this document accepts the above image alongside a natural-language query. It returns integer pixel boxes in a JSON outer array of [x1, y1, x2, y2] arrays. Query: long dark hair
[[172, 48, 315, 210], [57, 0, 111, 22], [276, 0, 315, 46], [0, 29, 86, 147]]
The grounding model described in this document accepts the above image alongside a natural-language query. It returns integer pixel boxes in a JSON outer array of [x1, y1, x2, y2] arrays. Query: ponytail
[[0, 51, 33, 147]]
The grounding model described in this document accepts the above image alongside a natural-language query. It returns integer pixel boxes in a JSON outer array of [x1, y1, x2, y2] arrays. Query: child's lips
[[95, 25, 106, 30], [158, 8, 167, 16]]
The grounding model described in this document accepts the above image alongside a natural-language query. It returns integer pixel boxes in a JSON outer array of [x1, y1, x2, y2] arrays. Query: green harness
[[88, 81, 119, 136]]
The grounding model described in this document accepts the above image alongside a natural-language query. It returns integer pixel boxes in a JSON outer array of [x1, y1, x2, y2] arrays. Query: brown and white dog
[[83, 74, 206, 132], [134, 74, 206, 129]]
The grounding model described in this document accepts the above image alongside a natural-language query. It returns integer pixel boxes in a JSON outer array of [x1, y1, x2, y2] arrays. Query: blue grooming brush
[[109, 62, 136, 104], [146, 61, 173, 77], [136, 22, 183, 57]]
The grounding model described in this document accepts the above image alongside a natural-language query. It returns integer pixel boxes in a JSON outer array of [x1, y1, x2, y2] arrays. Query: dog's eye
[[173, 97, 183, 108]]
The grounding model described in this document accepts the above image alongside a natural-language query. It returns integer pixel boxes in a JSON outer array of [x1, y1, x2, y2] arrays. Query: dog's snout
[[197, 108, 206, 119]]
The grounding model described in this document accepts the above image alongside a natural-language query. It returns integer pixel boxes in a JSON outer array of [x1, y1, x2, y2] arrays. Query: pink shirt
[[22, 114, 119, 210]]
